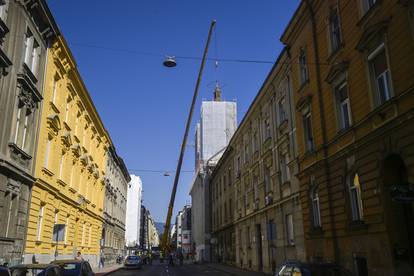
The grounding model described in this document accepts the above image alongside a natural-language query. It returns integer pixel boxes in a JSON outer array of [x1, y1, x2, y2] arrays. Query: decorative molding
[[71, 143, 81, 157], [325, 61, 349, 84], [8, 142, 32, 160], [296, 94, 312, 111], [61, 132, 72, 148], [356, 19, 391, 52]]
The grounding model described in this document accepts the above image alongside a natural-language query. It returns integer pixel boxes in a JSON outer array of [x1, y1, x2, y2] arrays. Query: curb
[[95, 267, 123, 276]]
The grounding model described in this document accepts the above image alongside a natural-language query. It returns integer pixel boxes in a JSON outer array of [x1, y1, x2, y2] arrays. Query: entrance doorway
[[381, 154, 414, 272]]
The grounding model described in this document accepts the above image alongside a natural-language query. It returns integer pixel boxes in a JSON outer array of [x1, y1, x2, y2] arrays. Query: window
[[286, 214, 295, 245], [334, 81, 352, 130], [264, 117, 271, 140], [36, 206, 44, 241], [252, 130, 259, 153], [267, 220, 276, 241], [246, 226, 250, 246], [65, 102, 69, 122], [88, 225, 92, 245], [303, 110, 314, 151], [52, 76, 58, 104], [13, 100, 33, 152], [81, 223, 86, 245], [299, 49, 309, 84], [368, 44, 392, 106], [278, 98, 287, 125], [253, 174, 259, 200], [310, 177, 321, 228], [244, 141, 249, 163], [23, 29, 40, 76], [0, 0, 9, 21], [264, 166, 271, 194], [4, 193, 17, 237], [58, 154, 64, 179], [64, 217, 69, 244], [329, 9, 342, 52], [280, 154, 291, 184], [349, 173, 364, 221], [362, 0, 376, 14]]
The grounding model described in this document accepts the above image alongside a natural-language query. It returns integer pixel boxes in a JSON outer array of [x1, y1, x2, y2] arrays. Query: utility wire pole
[[161, 20, 216, 251]]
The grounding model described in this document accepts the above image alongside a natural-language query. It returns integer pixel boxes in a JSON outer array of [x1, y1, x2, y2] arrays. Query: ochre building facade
[[24, 36, 111, 266]]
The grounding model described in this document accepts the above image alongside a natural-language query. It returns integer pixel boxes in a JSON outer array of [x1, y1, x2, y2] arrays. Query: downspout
[[304, 0, 339, 263]]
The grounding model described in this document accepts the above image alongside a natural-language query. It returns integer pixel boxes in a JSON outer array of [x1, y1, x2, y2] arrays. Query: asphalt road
[[112, 262, 239, 276]]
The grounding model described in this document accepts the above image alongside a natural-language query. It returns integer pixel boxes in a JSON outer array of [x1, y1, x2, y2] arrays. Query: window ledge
[[0, 47, 12, 76], [347, 220, 368, 231], [57, 179, 67, 187], [8, 142, 32, 160], [42, 167, 54, 176], [68, 186, 77, 193], [297, 79, 310, 93], [49, 101, 60, 114], [308, 226, 324, 236]]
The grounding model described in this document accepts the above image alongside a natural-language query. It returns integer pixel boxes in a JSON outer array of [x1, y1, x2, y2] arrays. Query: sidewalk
[[203, 263, 272, 276], [93, 264, 123, 276]]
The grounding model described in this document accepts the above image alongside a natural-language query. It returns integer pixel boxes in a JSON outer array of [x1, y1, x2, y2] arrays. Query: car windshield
[[11, 268, 46, 276], [58, 264, 80, 276], [127, 256, 138, 260]]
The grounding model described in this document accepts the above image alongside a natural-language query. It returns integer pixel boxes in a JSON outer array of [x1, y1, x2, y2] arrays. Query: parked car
[[0, 266, 11, 276], [10, 264, 62, 276], [50, 260, 94, 276], [276, 261, 354, 276], [123, 255, 142, 269]]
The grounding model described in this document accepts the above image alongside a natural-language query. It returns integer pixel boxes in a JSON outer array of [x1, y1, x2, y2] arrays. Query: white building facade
[[125, 175, 142, 247], [190, 86, 237, 262]]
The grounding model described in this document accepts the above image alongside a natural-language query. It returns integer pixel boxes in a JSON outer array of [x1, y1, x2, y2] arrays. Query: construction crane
[[161, 20, 216, 252]]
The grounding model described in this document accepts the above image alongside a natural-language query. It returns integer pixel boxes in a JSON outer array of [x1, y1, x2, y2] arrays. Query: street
[[111, 262, 269, 276]]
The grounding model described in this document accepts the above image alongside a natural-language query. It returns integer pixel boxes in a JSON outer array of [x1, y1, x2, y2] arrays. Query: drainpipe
[[304, 0, 339, 263]]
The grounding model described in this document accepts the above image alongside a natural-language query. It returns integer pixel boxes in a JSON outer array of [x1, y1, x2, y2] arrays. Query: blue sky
[[47, 0, 300, 223]]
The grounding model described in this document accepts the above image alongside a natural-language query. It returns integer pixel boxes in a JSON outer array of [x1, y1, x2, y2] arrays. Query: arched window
[[310, 177, 321, 228], [349, 173, 363, 221]]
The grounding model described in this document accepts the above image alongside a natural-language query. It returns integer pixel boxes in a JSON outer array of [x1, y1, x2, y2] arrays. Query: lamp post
[[161, 20, 216, 252]]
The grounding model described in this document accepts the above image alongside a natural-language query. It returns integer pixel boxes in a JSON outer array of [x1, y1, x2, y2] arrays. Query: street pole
[[161, 20, 216, 251]]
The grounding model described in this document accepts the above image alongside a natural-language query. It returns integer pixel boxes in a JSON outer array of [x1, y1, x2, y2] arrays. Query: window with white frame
[[23, 29, 40, 76], [299, 49, 308, 84], [310, 176, 321, 228], [0, 0, 9, 21], [302, 110, 314, 151], [349, 173, 364, 221], [334, 81, 352, 130], [13, 100, 33, 152], [278, 98, 287, 125], [329, 8, 342, 52], [286, 214, 295, 245], [361, 0, 377, 14], [44, 136, 52, 169], [36, 205, 44, 241], [368, 44, 392, 106]]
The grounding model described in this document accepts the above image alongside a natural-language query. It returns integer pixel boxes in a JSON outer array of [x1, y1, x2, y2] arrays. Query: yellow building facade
[[24, 36, 110, 266]]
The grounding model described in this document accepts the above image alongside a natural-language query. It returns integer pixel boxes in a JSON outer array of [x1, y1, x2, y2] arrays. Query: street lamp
[[163, 56, 177, 67]]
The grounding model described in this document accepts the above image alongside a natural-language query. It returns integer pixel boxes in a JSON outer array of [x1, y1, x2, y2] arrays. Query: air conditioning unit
[[265, 194, 273, 205]]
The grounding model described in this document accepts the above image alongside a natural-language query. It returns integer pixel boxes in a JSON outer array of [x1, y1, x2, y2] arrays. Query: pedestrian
[[98, 251, 105, 269], [168, 251, 174, 266], [75, 251, 84, 261]]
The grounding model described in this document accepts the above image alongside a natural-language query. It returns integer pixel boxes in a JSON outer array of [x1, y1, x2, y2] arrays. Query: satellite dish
[[163, 56, 177, 67]]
